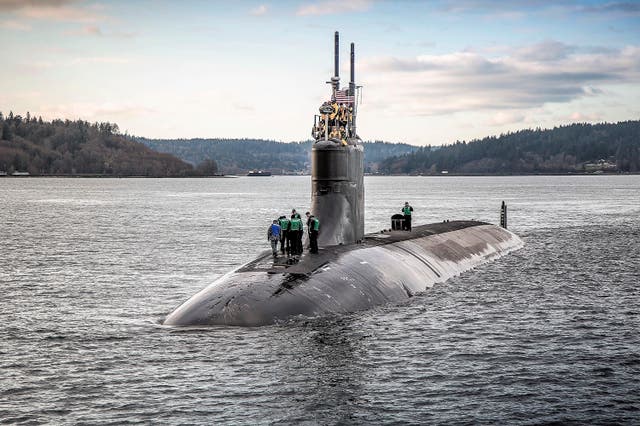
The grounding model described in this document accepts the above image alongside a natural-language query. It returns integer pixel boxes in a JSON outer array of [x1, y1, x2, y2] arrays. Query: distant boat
[[0, 171, 7, 177], [11, 171, 30, 176], [247, 170, 272, 177]]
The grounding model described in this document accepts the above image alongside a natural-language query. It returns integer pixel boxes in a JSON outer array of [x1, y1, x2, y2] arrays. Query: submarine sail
[[311, 31, 364, 246]]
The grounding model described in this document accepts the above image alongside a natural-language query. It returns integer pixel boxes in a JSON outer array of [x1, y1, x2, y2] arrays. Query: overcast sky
[[1, 0, 639, 145]]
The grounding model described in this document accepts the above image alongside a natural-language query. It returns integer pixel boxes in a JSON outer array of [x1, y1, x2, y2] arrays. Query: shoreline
[[1, 172, 637, 178]]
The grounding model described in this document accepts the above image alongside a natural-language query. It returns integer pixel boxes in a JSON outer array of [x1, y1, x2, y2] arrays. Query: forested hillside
[[380, 121, 640, 175], [0, 112, 210, 176], [139, 138, 418, 174], [4, 111, 636, 177]]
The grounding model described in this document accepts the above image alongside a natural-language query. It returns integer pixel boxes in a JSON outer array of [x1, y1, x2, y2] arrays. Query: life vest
[[279, 218, 290, 230], [403, 206, 412, 215], [312, 218, 320, 231], [289, 218, 302, 231]]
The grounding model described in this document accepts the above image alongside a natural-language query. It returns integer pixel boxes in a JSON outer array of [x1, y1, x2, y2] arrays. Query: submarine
[[164, 32, 523, 327]]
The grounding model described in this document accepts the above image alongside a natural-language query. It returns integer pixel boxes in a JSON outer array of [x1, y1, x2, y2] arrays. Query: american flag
[[334, 89, 355, 104]]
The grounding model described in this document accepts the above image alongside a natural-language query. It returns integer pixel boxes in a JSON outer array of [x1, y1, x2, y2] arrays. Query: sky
[[1, 0, 639, 146]]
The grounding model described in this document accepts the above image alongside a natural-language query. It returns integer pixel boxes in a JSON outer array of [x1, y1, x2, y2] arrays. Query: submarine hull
[[164, 221, 522, 327]]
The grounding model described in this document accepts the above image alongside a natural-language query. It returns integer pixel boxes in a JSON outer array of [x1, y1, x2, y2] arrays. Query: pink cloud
[[568, 112, 602, 122], [0, 0, 104, 23]]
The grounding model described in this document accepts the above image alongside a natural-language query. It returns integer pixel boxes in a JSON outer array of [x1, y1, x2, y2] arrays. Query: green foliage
[[138, 138, 418, 174], [0, 112, 194, 176], [195, 159, 219, 176], [379, 121, 640, 174]]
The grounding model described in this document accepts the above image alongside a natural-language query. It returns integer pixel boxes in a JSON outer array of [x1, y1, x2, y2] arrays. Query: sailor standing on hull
[[402, 202, 414, 231], [308, 215, 320, 254], [278, 215, 290, 255], [289, 211, 303, 256], [305, 212, 312, 249], [267, 220, 281, 257]]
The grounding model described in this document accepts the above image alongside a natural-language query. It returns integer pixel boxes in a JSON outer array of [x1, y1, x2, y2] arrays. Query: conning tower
[[311, 32, 364, 246]]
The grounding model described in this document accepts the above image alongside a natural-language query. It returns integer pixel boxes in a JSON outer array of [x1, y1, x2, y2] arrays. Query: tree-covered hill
[[380, 121, 640, 175], [0, 112, 207, 176], [138, 138, 419, 174]]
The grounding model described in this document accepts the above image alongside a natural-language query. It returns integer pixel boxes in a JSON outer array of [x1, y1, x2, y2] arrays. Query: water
[[1, 176, 639, 424]]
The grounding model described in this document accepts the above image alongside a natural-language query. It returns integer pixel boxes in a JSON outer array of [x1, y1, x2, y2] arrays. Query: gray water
[[1, 175, 639, 425]]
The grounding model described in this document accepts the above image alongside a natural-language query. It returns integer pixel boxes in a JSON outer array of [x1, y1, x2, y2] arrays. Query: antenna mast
[[331, 31, 340, 97], [350, 41, 356, 137]]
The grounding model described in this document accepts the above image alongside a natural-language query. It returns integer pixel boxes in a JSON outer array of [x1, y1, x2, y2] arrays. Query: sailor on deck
[[267, 220, 281, 257], [402, 202, 414, 231], [289, 211, 303, 256], [278, 215, 290, 255], [308, 215, 320, 254]]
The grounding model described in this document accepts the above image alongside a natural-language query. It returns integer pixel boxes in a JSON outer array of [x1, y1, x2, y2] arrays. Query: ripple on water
[[1, 177, 639, 424]]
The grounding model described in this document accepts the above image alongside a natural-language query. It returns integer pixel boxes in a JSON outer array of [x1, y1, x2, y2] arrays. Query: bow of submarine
[[163, 246, 401, 327]]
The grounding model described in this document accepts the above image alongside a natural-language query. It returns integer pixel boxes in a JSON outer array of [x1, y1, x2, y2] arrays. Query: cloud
[[582, 1, 640, 15], [35, 102, 154, 120], [250, 4, 268, 16], [65, 24, 137, 38], [70, 56, 131, 65], [438, 0, 640, 15], [0, 0, 103, 23], [359, 41, 640, 117], [0, 19, 30, 30], [365, 52, 508, 73], [514, 40, 575, 62], [81, 24, 101, 35], [567, 112, 602, 122], [488, 111, 526, 126], [0, 0, 74, 12], [296, 0, 372, 16]]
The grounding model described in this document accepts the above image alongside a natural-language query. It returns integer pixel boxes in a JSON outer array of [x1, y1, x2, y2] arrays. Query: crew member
[[402, 202, 414, 231], [309, 215, 320, 254], [278, 215, 290, 255], [329, 102, 339, 125], [315, 119, 326, 140], [267, 219, 281, 257], [305, 212, 312, 249], [339, 104, 348, 127], [289, 213, 303, 255]]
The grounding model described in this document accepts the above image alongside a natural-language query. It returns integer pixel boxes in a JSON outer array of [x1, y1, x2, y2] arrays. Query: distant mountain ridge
[[138, 138, 419, 174]]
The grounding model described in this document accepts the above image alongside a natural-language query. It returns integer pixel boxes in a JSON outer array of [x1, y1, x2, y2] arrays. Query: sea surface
[[1, 175, 639, 425]]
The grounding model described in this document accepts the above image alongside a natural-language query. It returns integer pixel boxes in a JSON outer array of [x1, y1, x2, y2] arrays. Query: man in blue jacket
[[267, 219, 281, 257]]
